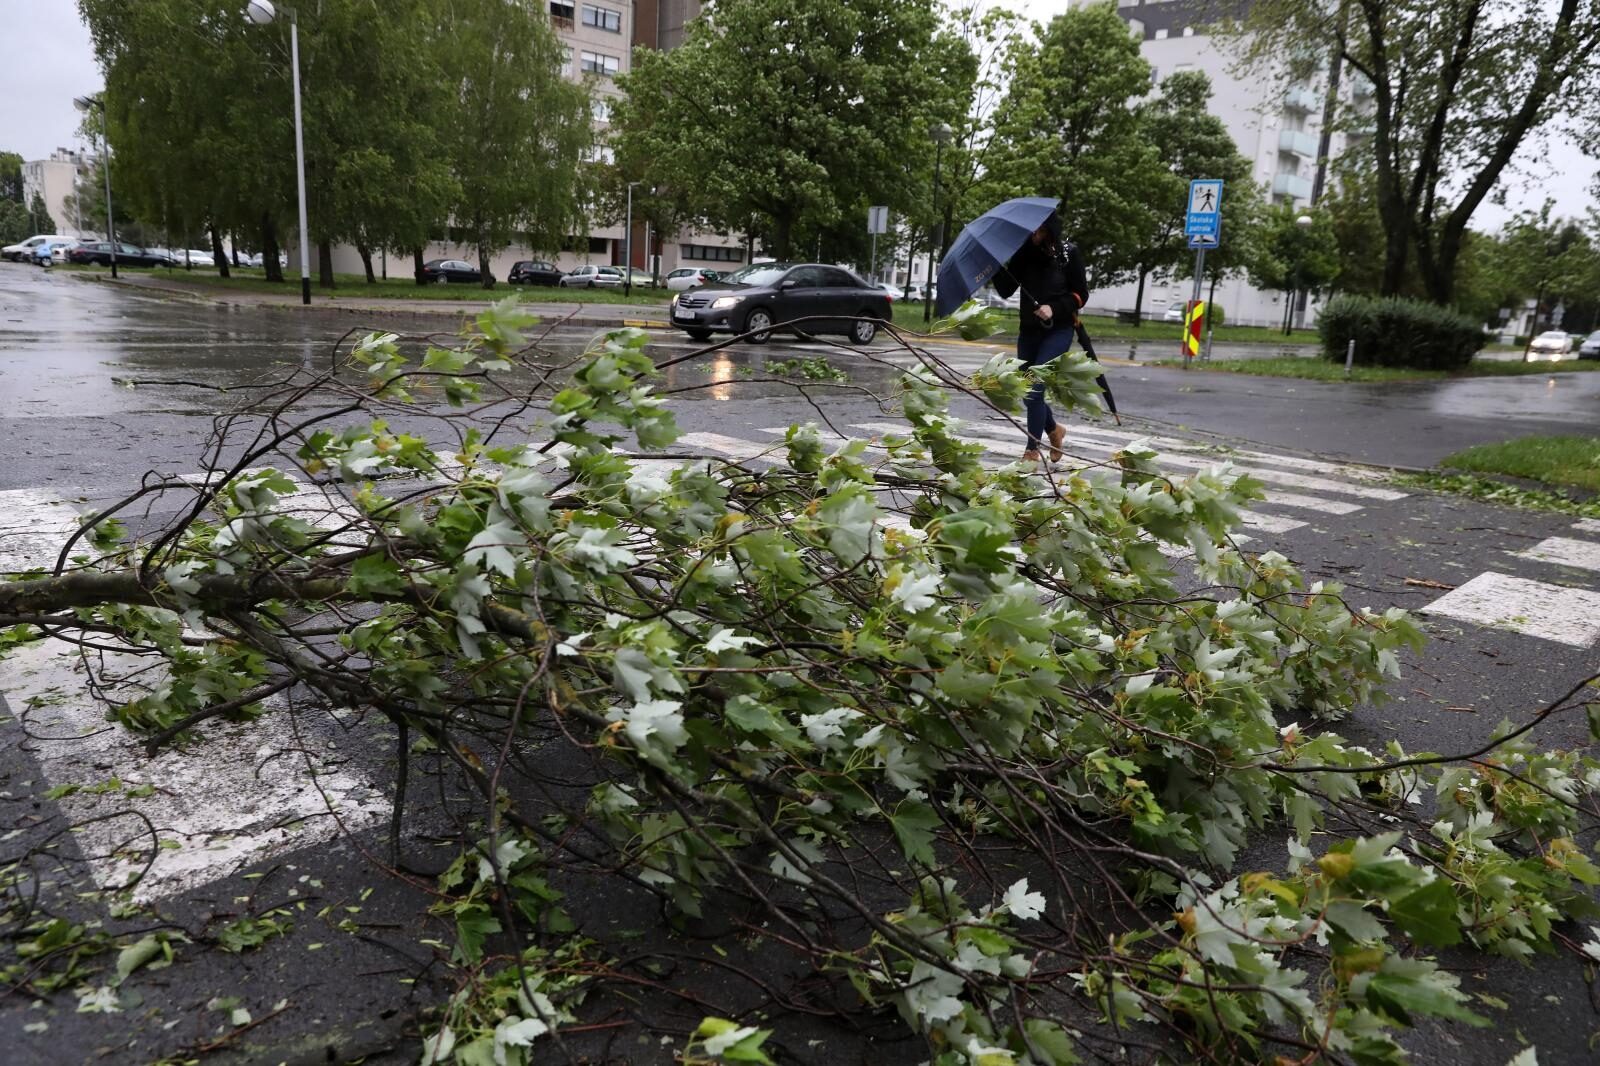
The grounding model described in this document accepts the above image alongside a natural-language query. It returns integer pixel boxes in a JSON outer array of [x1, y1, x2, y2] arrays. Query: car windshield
[[1537, 332, 1566, 339], [720, 264, 790, 287]]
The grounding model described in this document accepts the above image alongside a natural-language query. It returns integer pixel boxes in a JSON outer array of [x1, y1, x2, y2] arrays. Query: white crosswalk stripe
[[1573, 518, 1600, 535], [1513, 537, 1600, 573], [1422, 572, 1600, 648], [0, 488, 85, 573]]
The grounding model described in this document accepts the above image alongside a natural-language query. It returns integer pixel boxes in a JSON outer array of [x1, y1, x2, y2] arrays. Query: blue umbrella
[[934, 196, 1059, 317]]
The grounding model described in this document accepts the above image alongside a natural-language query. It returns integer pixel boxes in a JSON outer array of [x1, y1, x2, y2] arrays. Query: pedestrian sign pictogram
[[1185, 179, 1224, 241]]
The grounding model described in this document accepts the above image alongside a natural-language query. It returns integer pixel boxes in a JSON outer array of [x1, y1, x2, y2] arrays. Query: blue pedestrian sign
[[1185, 179, 1224, 242]]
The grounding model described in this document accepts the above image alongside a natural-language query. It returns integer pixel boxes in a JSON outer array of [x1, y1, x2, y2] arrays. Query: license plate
[[676, 309, 697, 321]]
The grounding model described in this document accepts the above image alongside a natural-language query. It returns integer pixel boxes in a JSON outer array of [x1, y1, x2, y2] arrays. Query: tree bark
[[262, 213, 284, 284], [357, 242, 376, 284], [209, 224, 230, 279], [413, 247, 426, 286], [1131, 267, 1148, 326], [317, 239, 335, 289], [478, 243, 495, 289]]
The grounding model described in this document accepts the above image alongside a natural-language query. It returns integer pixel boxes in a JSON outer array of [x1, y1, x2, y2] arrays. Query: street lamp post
[[624, 180, 641, 297], [923, 122, 953, 324], [1290, 213, 1313, 334], [245, 0, 312, 306], [73, 95, 116, 280]]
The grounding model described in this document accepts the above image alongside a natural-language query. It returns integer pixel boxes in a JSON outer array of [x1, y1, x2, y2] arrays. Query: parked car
[[65, 241, 171, 268], [665, 267, 721, 291], [1527, 330, 1574, 359], [978, 286, 1020, 310], [420, 258, 492, 285], [869, 282, 898, 302], [901, 281, 937, 302], [669, 262, 891, 346], [621, 267, 659, 288], [1161, 301, 1188, 323], [3, 234, 78, 262], [240, 252, 288, 268], [1578, 330, 1600, 360], [508, 260, 562, 286], [559, 265, 624, 288], [176, 249, 216, 267]]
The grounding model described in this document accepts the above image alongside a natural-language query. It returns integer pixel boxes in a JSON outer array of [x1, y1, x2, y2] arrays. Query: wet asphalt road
[[3, 264, 1600, 1064]]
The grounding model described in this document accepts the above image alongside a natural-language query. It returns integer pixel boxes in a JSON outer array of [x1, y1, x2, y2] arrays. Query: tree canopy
[[611, 0, 956, 260], [1240, 0, 1600, 306]]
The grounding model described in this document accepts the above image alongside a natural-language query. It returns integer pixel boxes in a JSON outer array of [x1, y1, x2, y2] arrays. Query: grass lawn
[[1146, 355, 1600, 382], [1439, 435, 1600, 493], [64, 265, 672, 306]]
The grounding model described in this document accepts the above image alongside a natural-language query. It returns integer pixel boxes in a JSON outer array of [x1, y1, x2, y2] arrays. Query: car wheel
[[743, 308, 774, 345], [435, 274, 449, 285], [587, 280, 596, 289], [686, 329, 714, 343], [850, 316, 878, 346]]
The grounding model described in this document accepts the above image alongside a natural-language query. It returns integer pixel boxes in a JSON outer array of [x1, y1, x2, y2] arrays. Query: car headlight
[[710, 296, 742, 311], [670, 294, 678, 306]]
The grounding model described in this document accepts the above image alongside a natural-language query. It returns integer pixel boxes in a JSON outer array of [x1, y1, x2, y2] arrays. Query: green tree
[[439, 0, 591, 288], [1500, 202, 1598, 353], [1248, 204, 1340, 333], [1114, 71, 1259, 324], [0, 151, 23, 203], [27, 191, 56, 235], [1240, 0, 1600, 304], [613, 0, 952, 260]]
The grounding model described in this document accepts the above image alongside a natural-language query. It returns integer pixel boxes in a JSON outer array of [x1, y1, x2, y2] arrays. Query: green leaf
[[348, 554, 407, 597], [1387, 878, 1462, 947], [890, 800, 940, 866], [1363, 967, 1489, 1028], [114, 936, 164, 984], [453, 905, 501, 964]]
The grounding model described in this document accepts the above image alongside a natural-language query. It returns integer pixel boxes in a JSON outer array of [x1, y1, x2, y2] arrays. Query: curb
[[80, 274, 666, 331]]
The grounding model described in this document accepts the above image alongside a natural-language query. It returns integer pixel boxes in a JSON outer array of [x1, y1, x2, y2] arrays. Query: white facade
[[22, 149, 95, 240], [1068, 0, 1371, 327]]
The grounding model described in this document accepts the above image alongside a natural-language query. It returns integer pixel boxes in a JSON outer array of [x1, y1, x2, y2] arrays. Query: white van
[[2, 234, 79, 263]]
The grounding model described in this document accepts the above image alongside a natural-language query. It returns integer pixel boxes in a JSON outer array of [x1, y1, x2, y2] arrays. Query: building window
[[582, 4, 622, 32], [561, 46, 574, 71], [589, 237, 609, 255], [580, 51, 620, 77], [1154, 27, 1168, 40], [681, 244, 744, 263], [1182, 26, 1195, 36], [592, 98, 612, 122], [1126, 17, 1144, 37], [550, 1, 575, 30]]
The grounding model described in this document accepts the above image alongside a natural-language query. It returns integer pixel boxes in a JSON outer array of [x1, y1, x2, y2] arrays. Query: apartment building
[[1069, 0, 1371, 326], [22, 148, 96, 240]]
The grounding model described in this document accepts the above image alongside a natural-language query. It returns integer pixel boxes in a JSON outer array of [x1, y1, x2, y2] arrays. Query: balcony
[[1278, 128, 1318, 157], [551, 14, 575, 31], [1284, 86, 1319, 113], [1272, 172, 1313, 201]]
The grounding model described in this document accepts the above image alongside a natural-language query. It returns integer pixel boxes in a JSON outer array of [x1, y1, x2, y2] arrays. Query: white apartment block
[[22, 148, 96, 240], [1068, 0, 1372, 327]]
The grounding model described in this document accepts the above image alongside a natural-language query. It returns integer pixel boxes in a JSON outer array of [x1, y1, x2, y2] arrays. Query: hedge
[[1317, 295, 1485, 370]]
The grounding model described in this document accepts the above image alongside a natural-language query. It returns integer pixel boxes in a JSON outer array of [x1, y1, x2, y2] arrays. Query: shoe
[[1022, 449, 1041, 463], [1047, 425, 1066, 463]]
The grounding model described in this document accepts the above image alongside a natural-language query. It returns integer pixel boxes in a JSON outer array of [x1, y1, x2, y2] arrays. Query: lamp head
[[245, 0, 277, 25], [1295, 214, 1313, 226], [73, 95, 100, 113], [931, 122, 954, 145]]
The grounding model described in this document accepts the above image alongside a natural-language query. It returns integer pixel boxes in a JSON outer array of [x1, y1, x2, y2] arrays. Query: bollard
[[1344, 339, 1355, 378]]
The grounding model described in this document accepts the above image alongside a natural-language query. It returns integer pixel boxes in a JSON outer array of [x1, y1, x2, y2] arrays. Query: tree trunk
[[772, 215, 793, 261], [478, 244, 494, 290], [317, 239, 335, 289], [1131, 267, 1147, 327], [413, 248, 426, 286], [1521, 281, 1545, 362], [357, 242, 376, 285], [262, 214, 283, 283], [1283, 290, 1296, 335], [209, 224, 229, 279]]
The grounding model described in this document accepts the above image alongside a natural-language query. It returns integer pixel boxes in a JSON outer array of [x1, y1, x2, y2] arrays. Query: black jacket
[[995, 232, 1089, 335]]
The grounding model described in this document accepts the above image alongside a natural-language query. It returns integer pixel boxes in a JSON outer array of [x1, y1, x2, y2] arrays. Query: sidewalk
[[86, 271, 675, 329]]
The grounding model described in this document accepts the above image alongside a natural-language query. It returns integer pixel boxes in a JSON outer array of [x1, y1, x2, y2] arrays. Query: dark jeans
[[1016, 327, 1073, 454]]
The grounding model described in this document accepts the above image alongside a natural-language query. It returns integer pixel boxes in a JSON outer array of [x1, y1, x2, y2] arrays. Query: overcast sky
[[3, 0, 1592, 231]]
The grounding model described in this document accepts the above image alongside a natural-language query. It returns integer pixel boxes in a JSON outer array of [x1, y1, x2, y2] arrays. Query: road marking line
[[675, 431, 786, 462], [1239, 512, 1307, 534], [1512, 537, 1600, 573], [1258, 490, 1363, 516], [1421, 572, 1600, 648], [0, 488, 85, 573]]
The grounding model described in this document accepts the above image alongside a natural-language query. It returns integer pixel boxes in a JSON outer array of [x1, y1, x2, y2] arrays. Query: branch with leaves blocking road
[[2, 300, 1599, 1066]]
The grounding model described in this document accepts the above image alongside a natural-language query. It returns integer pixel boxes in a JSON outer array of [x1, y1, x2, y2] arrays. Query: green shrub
[[1513, 334, 1530, 348], [1317, 295, 1485, 370], [1207, 303, 1225, 328]]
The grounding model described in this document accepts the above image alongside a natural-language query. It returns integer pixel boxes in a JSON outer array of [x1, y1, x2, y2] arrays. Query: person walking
[[993, 212, 1089, 462]]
